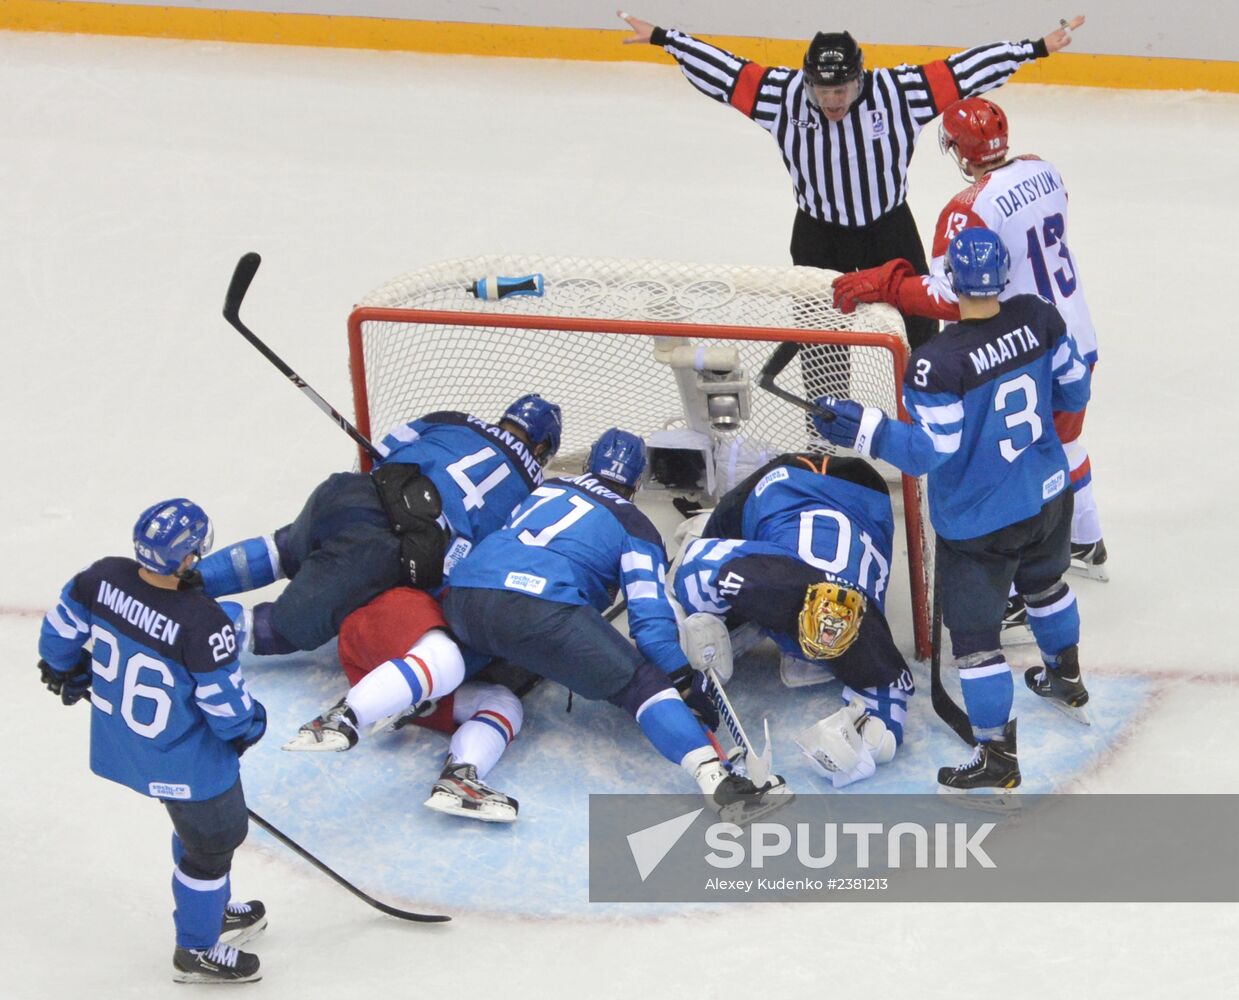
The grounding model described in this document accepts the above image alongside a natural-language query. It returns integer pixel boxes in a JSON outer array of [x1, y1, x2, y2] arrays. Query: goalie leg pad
[[795, 701, 877, 789]]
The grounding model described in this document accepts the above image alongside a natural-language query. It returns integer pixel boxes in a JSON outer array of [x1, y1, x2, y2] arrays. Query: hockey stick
[[757, 341, 838, 423], [222, 252, 384, 464], [701, 668, 772, 785], [246, 808, 450, 923], [928, 559, 976, 747]]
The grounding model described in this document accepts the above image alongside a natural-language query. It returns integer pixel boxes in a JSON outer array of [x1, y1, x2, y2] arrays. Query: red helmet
[[938, 97, 1009, 175]]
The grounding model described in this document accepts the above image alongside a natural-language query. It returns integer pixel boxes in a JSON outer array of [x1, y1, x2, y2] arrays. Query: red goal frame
[[348, 307, 932, 660]]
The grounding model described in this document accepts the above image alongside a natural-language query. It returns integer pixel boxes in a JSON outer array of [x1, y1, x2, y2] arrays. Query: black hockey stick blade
[[757, 342, 838, 423], [247, 808, 450, 923], [223, 252, 262, 324], [757, 340, 801, 387]]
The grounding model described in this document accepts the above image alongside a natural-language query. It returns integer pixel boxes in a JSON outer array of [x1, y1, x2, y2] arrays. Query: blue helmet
[[132, 498, 213, 575], [586, 428, 647, 492], [502, 394, 562, 460], [945, 226, 1010, 297]]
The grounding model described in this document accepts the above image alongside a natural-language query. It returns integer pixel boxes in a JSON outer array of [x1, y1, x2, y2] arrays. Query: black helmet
[[803, 31, 864, 86]]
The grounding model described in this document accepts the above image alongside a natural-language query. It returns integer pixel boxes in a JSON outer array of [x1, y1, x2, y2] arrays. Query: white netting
[[351, 255, 908, 464], [349, 254, 930, 658]]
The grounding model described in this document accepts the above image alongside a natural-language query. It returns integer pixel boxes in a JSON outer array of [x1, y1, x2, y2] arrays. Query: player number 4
[[446, 447, 510, 512]]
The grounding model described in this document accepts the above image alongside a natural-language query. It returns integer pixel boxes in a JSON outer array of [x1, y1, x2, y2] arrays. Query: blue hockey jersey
[[872, 294, 1090, 540], [38, 557, 259, 801], [673, 457, 896, 660], [377, 411, 544, 558], [448, 474, 687, 673], [732, 461, 895, 610]]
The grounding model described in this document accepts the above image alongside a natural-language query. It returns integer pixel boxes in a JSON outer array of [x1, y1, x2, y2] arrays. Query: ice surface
[[3, 31, 1237, 998]]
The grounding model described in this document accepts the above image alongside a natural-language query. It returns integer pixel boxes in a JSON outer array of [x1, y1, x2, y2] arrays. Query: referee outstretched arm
[[618, 12, 1084, 347]]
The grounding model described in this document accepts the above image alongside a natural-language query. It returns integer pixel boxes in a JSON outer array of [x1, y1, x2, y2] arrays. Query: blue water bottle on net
[[467, 273, 545, 301]]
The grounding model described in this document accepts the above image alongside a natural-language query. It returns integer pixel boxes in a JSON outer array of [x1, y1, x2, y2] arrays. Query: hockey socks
[[635, 689, 712, 765], [346, 629, 465, 730], [1023, 581, 1081, 659], [449, 683, 523, 779], [197, 535, 283, 598], [171, 860, 230, 949], [957, 652, 1014, 742]]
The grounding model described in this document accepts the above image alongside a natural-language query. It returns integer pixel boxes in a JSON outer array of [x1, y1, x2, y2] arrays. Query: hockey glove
[[832, 259, 917, 313], [812, 397, 886, 458], [670, 666, 720, 732], [232, 700, 267, 757], [39, 652, 92, 706]]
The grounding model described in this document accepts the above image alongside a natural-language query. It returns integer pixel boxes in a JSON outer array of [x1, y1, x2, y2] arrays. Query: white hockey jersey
[[896, 156, 1099, 363]]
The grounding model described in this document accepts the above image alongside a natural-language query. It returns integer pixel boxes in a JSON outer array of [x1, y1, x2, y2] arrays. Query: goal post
[[347, 255, 932, 660]]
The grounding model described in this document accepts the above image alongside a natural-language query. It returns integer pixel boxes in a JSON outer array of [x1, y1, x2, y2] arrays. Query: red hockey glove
[[832, 259, 918, 313]]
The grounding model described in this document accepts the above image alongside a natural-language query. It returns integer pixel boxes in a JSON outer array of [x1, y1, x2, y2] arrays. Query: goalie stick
[[223, 252, 384, 464], [246, 809, 450, 923]]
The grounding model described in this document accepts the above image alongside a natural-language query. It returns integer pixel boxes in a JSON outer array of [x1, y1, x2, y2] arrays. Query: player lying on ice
[[278, 428, 792, 824], [814, 227, 1092, 792], [195, 394, 563, 655], [284, 584, 530, 824], [671, 453, 914, 788], [443, 428, 791, 821]]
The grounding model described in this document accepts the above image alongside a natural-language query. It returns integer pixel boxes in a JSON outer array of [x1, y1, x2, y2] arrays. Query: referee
[[619, 12, 1084, 349]]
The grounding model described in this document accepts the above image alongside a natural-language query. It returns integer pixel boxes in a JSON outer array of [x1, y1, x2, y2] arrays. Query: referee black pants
[[791, 201, 935, 349]]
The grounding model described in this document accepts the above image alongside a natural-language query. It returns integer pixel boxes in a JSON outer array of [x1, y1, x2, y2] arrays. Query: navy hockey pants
[[264, 472, 404, 652], [164, 778, 249, 883], [442, 588, 645, 701], [936, 489, 1074, 638]]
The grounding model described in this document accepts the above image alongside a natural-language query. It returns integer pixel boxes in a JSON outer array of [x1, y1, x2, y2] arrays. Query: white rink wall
[[3, 30, 1238, 1000], [70, 0, 1237, 60]]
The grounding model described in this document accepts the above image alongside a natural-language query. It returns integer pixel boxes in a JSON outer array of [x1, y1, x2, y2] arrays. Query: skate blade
[[937, 785, 1023, 813], [369, 710, 416, 737], [172, 969, 262, 985], [1000, 625, 1037, 647], [1068, 560, 1109, 582], [218, 916, 268, 948], [423, 791, 518, 824], [281, 729, 353, 752], [1044, 697, 1092, 726], [719, 788, 795, 827]]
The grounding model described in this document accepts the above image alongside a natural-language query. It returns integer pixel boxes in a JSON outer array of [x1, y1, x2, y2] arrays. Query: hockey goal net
[[348, 255, 931, 659]]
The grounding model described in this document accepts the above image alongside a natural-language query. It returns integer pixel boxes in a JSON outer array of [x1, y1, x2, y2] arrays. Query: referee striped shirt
[[653, 29, 1049, 228]]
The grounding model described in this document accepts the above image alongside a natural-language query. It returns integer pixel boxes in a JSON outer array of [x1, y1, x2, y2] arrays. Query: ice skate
[[1000, 595, 1035, 646], [282, 697, 360, 751], [371, 699, 437, 736], [172, 942, 261, 984], [1024, 646, 1091, 725], [423, 756, 518, 823], [219, 899, 267, 948], [1068, 538, 1109, 582], [938, 719, 1021, 800], [700, 759, 792, 826]]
